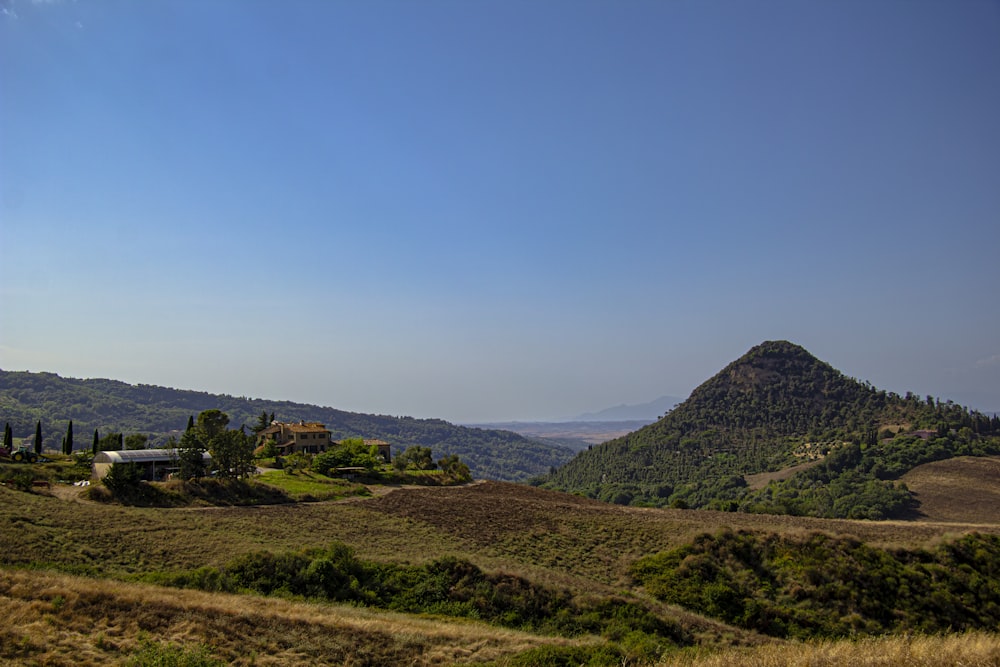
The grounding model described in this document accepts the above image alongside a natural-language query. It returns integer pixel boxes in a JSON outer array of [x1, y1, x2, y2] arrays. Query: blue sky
[[2, 0, 998, 422]]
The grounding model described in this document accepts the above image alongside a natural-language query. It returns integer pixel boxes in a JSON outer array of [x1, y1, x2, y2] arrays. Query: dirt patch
[[902, 456, 1000, 524], [49, 483, 93, 503], [745, 460, 825, 490]]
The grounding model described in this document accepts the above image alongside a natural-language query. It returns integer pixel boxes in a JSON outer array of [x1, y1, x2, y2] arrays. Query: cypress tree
[[34, 421, 42, 455], [92, 429, 99, 455], [186, 415, 195, 431], [3, 423, 11, 451], [63, 420, 74, 455], [118, 432, 124, 449]]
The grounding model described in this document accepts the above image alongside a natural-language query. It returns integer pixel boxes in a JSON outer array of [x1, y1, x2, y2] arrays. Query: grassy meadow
[[2, 461, 1000, 665], [0, 567, 593, 666]]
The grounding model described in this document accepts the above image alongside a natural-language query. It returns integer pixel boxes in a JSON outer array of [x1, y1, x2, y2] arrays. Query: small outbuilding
[[363, 439, 392, 464], [92, 448, 212, 482]]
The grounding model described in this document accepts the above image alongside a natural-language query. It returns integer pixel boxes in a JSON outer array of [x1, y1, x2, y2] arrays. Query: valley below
[[467, 420, 653, 451]]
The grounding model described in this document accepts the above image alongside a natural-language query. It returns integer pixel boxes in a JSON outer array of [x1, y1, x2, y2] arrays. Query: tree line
[[0, 369, 573, 481]]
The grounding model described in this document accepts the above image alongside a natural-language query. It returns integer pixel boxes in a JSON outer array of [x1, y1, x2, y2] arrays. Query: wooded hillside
[[540, 341, 1000, 517], [0, 370, 574, 481]]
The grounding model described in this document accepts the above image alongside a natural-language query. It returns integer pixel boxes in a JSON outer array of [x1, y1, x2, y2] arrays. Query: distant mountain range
[[0, 370, 575, 482], [540, 340, 1000, 518], [569, 395, 685, 422]]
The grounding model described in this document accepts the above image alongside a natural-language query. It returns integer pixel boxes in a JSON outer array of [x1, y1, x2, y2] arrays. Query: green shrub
[[0, 467, 37, 492], [102, 463, 143, 497], [163, 542, 690, 645], [632, 529, 1000, 639]]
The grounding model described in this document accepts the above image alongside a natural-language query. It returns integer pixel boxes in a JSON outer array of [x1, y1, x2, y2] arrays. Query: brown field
[[3, 478, 1000, 665], [902, 455, 1000, 524], [5, 481, 989, 582]]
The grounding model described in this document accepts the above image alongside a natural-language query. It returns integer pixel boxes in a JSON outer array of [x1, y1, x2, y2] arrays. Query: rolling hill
[[4, 479, 1000, 664], [541, 340, 1000, 517], [0, 370, 574, 482]]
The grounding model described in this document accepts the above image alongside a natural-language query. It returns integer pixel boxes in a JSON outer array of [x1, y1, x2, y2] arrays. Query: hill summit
[[678, 340, 879, 434], [541, 341, 999, 517]]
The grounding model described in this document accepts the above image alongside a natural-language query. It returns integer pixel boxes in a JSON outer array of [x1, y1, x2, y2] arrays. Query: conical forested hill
[[541, 341, 1000, 517], [657, 340, 884, 435]]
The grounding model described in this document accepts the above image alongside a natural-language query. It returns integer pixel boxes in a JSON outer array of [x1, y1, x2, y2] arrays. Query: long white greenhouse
[[92, 448, 212, 481]]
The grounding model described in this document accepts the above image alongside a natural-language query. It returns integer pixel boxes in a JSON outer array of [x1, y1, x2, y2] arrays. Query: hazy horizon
[[2, 1, 998, 423]]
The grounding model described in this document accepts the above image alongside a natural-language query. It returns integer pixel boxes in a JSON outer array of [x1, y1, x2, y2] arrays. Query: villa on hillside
[[257, 421, 332, 455], [256, 422, 392, 462]]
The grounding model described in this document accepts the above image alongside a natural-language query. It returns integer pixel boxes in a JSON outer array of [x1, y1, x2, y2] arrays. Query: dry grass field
[[0, 568, 591, 666], [656, 632, 1000, 667], [3, 478, 1000, 665]]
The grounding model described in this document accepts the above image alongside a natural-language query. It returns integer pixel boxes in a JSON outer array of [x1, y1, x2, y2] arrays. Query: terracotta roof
[[285, 422, 329, 433]]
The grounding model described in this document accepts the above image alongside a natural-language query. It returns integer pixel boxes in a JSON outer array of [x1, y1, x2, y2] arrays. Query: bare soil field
[[902, 455, 1000, 524], [366, 481, 1000, 585]]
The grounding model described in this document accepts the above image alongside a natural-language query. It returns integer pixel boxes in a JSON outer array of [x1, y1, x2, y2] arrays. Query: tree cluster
[[632, 529, 1000, 639], [175, 409, 255, 481], [392, 446, 436, 471], [311, 438, 384, 476]]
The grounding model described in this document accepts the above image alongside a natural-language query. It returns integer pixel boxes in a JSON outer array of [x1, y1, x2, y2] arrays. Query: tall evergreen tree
[[97, 432, 122, 453], [34, 421, 42, 455], [186, 415, 195, 431], [252, 410, 270, 434], [176, 429, 207, 480], [3, 423, 11, 451], [63, 420, 74, 455], [92, 429, 99, 455]]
